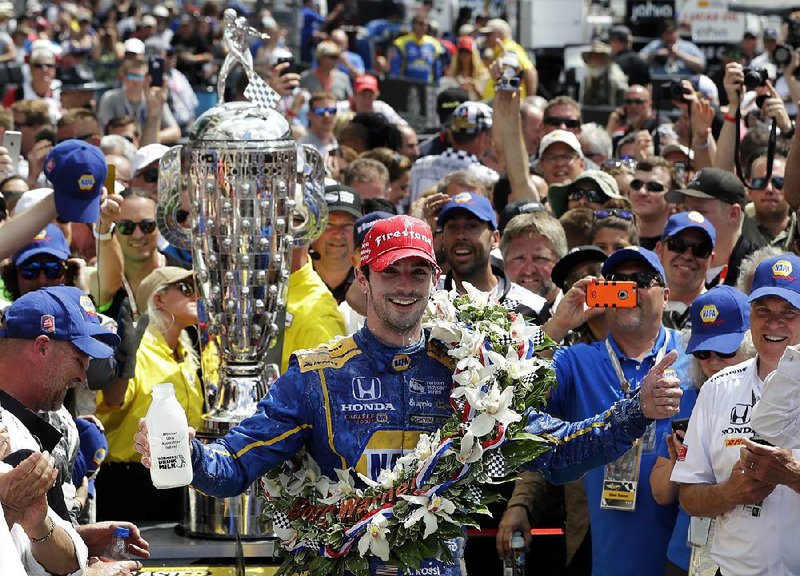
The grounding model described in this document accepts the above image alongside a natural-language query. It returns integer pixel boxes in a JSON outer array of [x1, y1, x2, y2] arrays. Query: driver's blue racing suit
[[191, 326, 658, 575]]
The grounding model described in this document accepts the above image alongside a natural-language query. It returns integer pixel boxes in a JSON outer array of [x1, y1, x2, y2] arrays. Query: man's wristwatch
[[93, 222, 115, 240]]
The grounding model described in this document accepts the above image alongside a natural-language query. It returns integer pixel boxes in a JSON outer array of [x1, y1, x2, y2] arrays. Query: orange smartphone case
[[586, 280, 638, 308]]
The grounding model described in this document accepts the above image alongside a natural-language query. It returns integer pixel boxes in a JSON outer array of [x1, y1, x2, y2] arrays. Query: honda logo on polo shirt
[[730, 404, 751, 425], [352, 377, 381, 401]]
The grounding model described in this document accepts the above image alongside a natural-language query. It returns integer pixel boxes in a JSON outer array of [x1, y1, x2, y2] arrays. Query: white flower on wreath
[[396, 430, 440, 473], [455, 431, 483, 464], [463, 384, 521, 437], [510, 312, 542, 341], [264, 476, 285, 499], [461, 282, 498, 307], [357, 513, 391, 561], [286, 458, 330, 497], [452, 357, 497, 395], [319, 468, 357, 504], [358, 466, 400, 491], [400, 494, 457, 539], [449, 328, 485, 363], [483, 348, 541, 389], [427, 290, 458, 323], [274, 525, 298, 548]]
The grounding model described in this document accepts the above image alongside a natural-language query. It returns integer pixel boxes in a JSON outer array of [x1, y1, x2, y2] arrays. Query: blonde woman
[[96, 267, 203, 522], [438, 36, 490, 101]]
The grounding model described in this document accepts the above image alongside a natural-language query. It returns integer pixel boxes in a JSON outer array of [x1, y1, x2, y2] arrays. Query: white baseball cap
[[131, 144, 169, 176], [123, 38, 145, 56], [538, 129, 583, 158]]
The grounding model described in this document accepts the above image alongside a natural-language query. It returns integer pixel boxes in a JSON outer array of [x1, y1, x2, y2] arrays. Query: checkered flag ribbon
[[467, 484, 482, 503], [485, 450, 506, 478], [272, 511, 292, 531], [244, 72, 281, 111]]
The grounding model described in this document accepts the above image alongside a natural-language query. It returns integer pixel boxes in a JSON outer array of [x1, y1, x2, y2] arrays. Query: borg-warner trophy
[[157, 9, 328, 538]]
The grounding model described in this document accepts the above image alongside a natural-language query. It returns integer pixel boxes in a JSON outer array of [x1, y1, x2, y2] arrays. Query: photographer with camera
[[640, 21, 706, 77]]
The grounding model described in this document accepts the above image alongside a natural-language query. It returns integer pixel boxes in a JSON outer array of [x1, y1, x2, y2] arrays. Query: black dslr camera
[[659, 80, 691, 102], [743, 67, 769, 90]]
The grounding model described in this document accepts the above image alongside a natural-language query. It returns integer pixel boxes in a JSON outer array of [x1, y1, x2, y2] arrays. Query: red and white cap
[[360, 215, 439, 272]]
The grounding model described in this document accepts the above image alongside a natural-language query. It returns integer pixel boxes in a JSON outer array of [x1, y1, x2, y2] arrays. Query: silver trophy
[[157, 9, 328, 538]]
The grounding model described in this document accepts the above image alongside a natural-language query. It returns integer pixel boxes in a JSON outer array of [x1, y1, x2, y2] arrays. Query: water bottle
[[503, 530, 526, 576], [146, 383, 193, 488], [102, 526, 130, 561]]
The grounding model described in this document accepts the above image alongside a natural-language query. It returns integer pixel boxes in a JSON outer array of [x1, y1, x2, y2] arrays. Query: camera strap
[[604, 338, 668, 398], [734, 105, 777, 190]]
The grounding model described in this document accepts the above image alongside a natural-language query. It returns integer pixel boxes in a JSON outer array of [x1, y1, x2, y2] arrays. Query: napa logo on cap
[[688, 211, 705, 223], [32, 228, 49, 241], [700, 304, 719, 323], [453, 192, 473, 204], [79, 295, 98, 317], [772, 259, 794, 279], [78, 174, 96, 191]]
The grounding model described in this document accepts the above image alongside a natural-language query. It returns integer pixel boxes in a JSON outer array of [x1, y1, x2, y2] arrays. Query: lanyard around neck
[[605, 337, 668, 398]]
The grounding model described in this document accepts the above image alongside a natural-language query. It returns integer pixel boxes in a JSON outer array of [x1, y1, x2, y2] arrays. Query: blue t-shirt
[[550, 327, 693, 576], [658, 388, 699, 571]]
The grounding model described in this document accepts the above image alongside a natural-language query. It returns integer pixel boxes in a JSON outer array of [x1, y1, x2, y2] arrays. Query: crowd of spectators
[[0, 1, 800, 575]]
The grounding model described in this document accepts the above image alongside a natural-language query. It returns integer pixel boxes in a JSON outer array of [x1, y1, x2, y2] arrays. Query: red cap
[[354, 74, 379, 93], [360, 215, 439, 272], [457, 36, 475, 51]]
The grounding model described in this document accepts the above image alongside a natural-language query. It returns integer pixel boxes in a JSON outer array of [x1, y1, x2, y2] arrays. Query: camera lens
[[669, 81, 688, 100], [743, 67, 768, 91], [618, 290, 629, 300], [773, 44, 793, 67]]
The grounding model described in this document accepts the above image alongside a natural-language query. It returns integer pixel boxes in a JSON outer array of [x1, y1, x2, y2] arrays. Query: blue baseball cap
[[748, 254, 800, 309], [686, 286, 750, 354], [71, 417, 108, 485], [661, 210, 716, 248], [437, 192, 498, 230], [44, 140, 107, 224], [354, 211, 394, 246], [602, 246, 666, 282], [0, 286, 119, 358], [12, 224, 70, 265]]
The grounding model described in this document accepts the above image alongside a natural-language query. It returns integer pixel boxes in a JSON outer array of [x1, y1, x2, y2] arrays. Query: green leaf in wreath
[[393, 541, 424, 569], [345, 554, 370, 576]]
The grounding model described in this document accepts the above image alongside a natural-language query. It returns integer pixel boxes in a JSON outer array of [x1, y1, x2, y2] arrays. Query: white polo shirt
[[672, 358, 800, 576], [752, 344, 800, 449]]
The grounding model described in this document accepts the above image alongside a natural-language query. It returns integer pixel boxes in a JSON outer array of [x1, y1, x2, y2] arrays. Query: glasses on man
[[665, 236, 712, 259], [116, 219, 157, 235], [568, 188, 607, 203], [623, 98, 647, 105], [543, 116, 581, 129], [31, 62, 55, 70], [540, 152, 580, 164], [312, 107, 337, 117], [18, 261, 67, 280], [127, 72, 146, 82], [595, 209, 634, 221], [140, 168, 159, 184], [170, 281, 195, 297], [692, 350, 737, 360], [605, 271, 663, 289], [629, 179, 667, 193], [56, 133, 97, 144], [750, 176, 784, 190]]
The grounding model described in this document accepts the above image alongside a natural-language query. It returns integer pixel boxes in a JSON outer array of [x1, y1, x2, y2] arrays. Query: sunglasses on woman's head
[[18, 261, 67, 280], [116, 219, 157, 235]]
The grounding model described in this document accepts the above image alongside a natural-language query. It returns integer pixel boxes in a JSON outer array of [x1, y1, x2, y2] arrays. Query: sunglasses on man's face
[[116, 219, 157, 235], [312, 107, 337, 117], [140, 168, 159, 184], [595, 209, 634, 221], [665, 235, 712, 259], [568, 188, 607, 204], [605, 271, 663, 289], [624, 98, 647, 105], [543, 116, 581, 129], [750, 176, 784, 190], [629, 179, 666, 193], [18, 261, 67, 280], [692, 350, 737, 360], [31, 62, 55, 70]]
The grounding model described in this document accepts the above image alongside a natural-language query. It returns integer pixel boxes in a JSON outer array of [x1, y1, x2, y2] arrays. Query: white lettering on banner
[[340, 403, 396, 411], [630, 1, 674, 22]]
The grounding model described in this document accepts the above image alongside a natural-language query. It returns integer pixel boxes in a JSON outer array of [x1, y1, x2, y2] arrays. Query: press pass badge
[[600, 436, 644, 511], [688, 518, 718, 576]]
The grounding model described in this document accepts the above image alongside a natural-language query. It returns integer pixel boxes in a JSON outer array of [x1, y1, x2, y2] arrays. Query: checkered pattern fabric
[[244, 73, 281, 111], [272, 511, 292, 530], [450, 101, 493, 135], [485, 450, 506, 478]]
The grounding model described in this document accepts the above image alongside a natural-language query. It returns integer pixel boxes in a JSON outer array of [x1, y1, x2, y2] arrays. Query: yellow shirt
[[97, 327, 204, 463], [282, 260, 346, 372], [483, 39, 535, 100]]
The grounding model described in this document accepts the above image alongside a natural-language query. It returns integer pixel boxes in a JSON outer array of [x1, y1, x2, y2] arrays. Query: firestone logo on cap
[[772, 260, 794, 279], [372, 228, 433, 248], [78, 174, 96, 191], [700, 305, 719, 324]]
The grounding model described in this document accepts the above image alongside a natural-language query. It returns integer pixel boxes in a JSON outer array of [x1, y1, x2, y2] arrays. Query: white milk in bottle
[[146, 383, 193, 488]]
